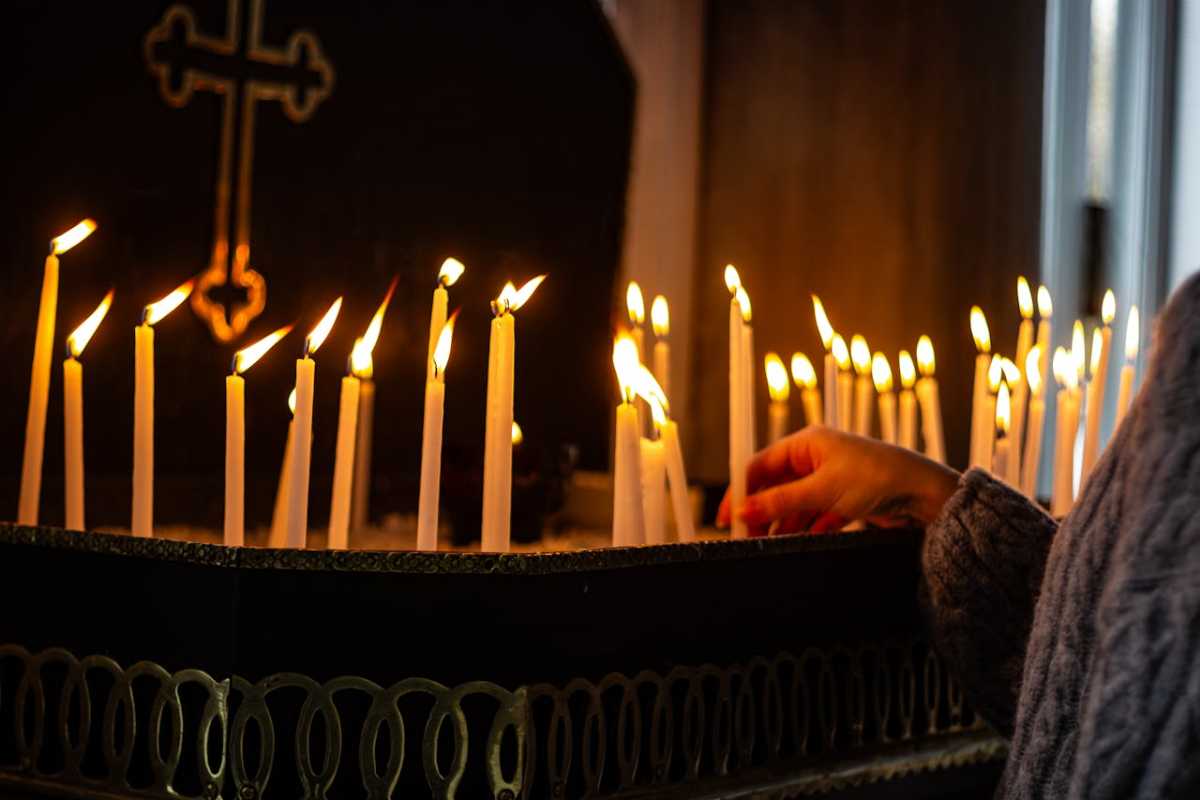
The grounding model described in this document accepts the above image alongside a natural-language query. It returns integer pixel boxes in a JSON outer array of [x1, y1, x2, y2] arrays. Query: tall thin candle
[[1011, 277, 1035, 470], [832, 335, 853, 434], [979, 355, 1003, 472], [269, 390, 297, 547], [897, 351, 917, 451], [62, 289, 113, 531], [651, 295, 671, 402], [850, 335, 873, 437], [999, 358, 1023, 485], [872, 353, 896, 445], [1081, 290, 1116, 478], [915, 336, 946, 463], [968, 307, 992, 469], [791, 353, 822, 427], [1020, 347, 1045, 498], [764, 352, 790, 443], [1115, 307, 1139, 429], [812, 296, 838, 431], [427, 258, 464, 381], [992, 383, 1012, 482], [726, 266, 750, 539], [417, 312, 457, 551], [1035, 285, 1054, 413], [351, 277, 398, 531], [612, 335, 646, 546], [1051, 347, 1079, 516]]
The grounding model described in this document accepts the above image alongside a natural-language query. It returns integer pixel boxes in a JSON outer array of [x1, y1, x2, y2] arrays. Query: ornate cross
[[144, 0, 334, 342]]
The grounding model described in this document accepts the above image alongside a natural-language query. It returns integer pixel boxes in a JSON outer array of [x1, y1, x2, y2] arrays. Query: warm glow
[[1054, 347, 1078, 390], [1071, 320, 1086, 382], [1037, 285, 1053, 318], [431, 311, 457, 376], [812, 295, 834, 349], [349, 339, 372, 379], [143, 279, 195, 326], [66, 289, 114, 358], [288, 388, 297, 416], [898, 351, 916, 389], [626, 281, 645, 325], [646, 395, 668, 431], [735, 286, 752, 322], [651, 295, 669, 337], [791, 353, 817, 390], [234, 325, 293, 374], [350, 281, 397, 379], [872, 353, 893, 393], [970, 306, 991, 353], [613, 335, 641, 402], [832, 334, 850, 370], [438, 257, 465, 287], [1101, 289, 1116, 325], [52, 219, 97, 255], [916, 336, 936, 377], [1125, 306, 1140, 361], [305, 297, 343, 356], [1000, 357, 1021, 388], [497, 275, 547, 313], [765, 352, 790, 401], [511, 421, 524, 446], [1017, 277, 1034, 319], [635, 365, 669, 417], [1026, 346, 1042, 396], [988, 354, 1003, 392], [724, 264, 741, 294], [850, 335, 871, 376], [1089, 328, 1103, 377], [996, 383, 1011, 434]]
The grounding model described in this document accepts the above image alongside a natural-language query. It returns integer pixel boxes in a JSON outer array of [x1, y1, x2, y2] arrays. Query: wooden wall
[[690, 0, 1046, 480]]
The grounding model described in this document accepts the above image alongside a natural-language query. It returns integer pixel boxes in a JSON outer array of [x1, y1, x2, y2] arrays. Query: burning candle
[[225, 325, 292, 547], [1081, 289, 1116, 479], [979, 355, 1003, 472], [20, 219, 96, 525], [992, 382, 1012, 482], [968, 306, 992, 469], [133, 279, 195, 538], [285, 298, 342, 549], [1115, 306, 1139, 429], [482, 276, 546, 552], [725, 266, 752, 539], [1051, 347, 1080, 516], [651, 295, 670, 402], [1011, 277, 1035, 471], [1035, 285, 1054, 406], [897, 350, 917, 451], [812, 296, 838, 431], [626, 281, 646, 358], [999, 358, 1022, 486], [790, 353, 822, 427], [832, 334, 853, 434], [764, 352, 790, 443], [1020, 346, 1045, 498], [872, 353, 896, 445], [915, 336, 946, 463], [269, 389, 297, 547], [62, 289, 113, 531], [351, 279, 398, 532], [659, 409, 695, 542], [427, 258, 464, 381], [512, 421, 523, 446], [1071, 320, 1087, 498], [850, 335, 873, 437], [612, 335, 646, 546], [640, 430, 667, 545], [417, 312, 458, 551]]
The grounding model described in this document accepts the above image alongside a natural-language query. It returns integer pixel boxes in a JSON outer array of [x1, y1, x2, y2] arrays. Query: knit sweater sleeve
[[920, 467, 1057, 737]]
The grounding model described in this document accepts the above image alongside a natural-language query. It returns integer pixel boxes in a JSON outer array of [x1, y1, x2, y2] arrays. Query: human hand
[[717, 426, 961, 536]]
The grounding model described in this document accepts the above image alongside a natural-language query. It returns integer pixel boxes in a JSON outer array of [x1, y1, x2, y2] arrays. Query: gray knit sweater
[[923, 274, 1200, 799]]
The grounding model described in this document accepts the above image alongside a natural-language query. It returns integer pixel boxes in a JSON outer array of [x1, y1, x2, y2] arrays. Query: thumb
[[739, 473, 837, 528]]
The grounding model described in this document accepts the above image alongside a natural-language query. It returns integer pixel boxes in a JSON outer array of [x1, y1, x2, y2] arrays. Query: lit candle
[[1035, 285, 1054, 408], [968, 306, 992, 469], [285, 298, 343, 549], [1019, 346, 1045, 498], [1011, 277, 1035, 471], [915, 336, 946, 463], [1115, 306, 1139, 429], [992, 382, 1012, 481], [417, 311, 458, 551], [352, 278, 398, 532], [850, 335, 873, 437], [269, 390, 297, 547], [62, 289, 113, 531], [790, 353, 822, 427], [427, 258, 464, 381], [659, 408, 695, 542], [897, 350, 917, 451], [1081, 290, 1116, 478], [512, 421, 524, 446], [725, 266, 750, 539], [832, 334, 853, 434], [1071, 320, 1087, 498], [482, 276, 546, 552], [999, 358, 1022, 486], [764, 352, 790, 443], [133, 279, 195, 538], [225, 325, 292, 547], [872, 353, 896, 445], [979, 355, 1003, 472], [640, 434, 666, 545], [20, 219, 96, 525], [612, 335, 646, 546], [651, 295, 670, 402], [739, 285, 756, 462], [1051, 347, 1080, 516], [812, 296, 838, 431]]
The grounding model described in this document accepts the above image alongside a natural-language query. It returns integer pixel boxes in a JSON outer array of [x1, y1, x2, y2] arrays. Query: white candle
[[725, 266, 749, 539], [968, 306, 992, 469], [417, 313, 457, 551], [627, 281, 649, 434], [1082, 290, 1115, 478], [978, 356, 1002, 472], [661, 418, 695, 542], [915, 336, 946, 463], [327, 375, 360, 550], [132, 279, 194, 538], [1051, 347, 1079, 516], [740, 297, 756, 457], [832, 335, 853, 434], [1115, 306, 1139, 430], [764, 352, 790, 443], [992, 382, 1012, 481], [897, 350, 917, 450], [1011, 277, 1035, 473], [998, 358, 1023, 485], [612, 336, 646, 546], [651, 295, 671, 403], [62, 289, 112, 531], [851, 335, 873, 437], [286, 298, 343, 549], [1070, 320, 1087, 498], [791, 353, 822, 427], [20, 220, 96, 526], [641, 437, 666, 545], [428, 259, 463, 381], [872, 353, 897, 445], [269, 391, 296, 547], [1020, 346, 1045, 498], [482, 276, 545, 551], [350, 379, 374, 532], [1035, 285, 1054, 412], [812, 296, 838, 431]]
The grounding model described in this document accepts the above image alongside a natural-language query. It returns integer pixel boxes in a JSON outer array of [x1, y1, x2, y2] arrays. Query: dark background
[[0, 0, 632, 530]]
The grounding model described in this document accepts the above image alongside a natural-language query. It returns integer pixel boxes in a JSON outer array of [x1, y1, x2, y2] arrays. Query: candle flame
[[350, 280, 397, 378], [1101, 289, 1116, 325], [996, 382, 1011, 434], [1071, 320, 1086, 383], [305, 297, 343, 356], [1054, 347, 1077, 390], [764, 352, 790, 401], [970, 306, 991, 353], [724, 264, 741, 294], [850, 335, 871, 376], [1037, 285, 1053, 318], [1001, 357, 1021, 387], [791, 353, 817, 390], [288, 388, 297, 416], [1088, 327, 1103, 377], [988, 354, 1003, 392], [143, 279, 195, 326], [234, 324, 293, 374], [812, 295, 834, 349], [1026, 346, 1042, 396], [636, 365, 670, 417], [651, 295, 669, 337], [52, 219, 97, 255], [626, 281, 645, 325], [916, 336, 936, 377], [898, 350, 916, 389], [66, 289, 114, 358], [1017, 277, 1034, 319], [832, 334, 850, 370], [613, 334, 641, 403], [497, 275, 547, 313], [438, 257, 465, 287], [431, 310, 458, 376], [735, 286, 752, 322], [1125, 306, 1140, 360], [646, 394, 668, 431], [512, 421, 524, 446], [872, 352, 893, 393]]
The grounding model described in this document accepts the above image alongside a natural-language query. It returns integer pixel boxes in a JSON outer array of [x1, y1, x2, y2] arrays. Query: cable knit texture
[[922, 273, 1200, 799]]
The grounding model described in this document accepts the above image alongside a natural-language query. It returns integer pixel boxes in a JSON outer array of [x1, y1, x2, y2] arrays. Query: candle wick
[[230, 354, 241, 376], [47, 240, 57, 257], [140, 307, 152, 326]]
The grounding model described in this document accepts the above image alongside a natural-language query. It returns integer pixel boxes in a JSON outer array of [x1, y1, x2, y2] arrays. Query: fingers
[[716, 488, 732, 527], [739, 474, 832, 528], [745, 427, 826, 495]]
